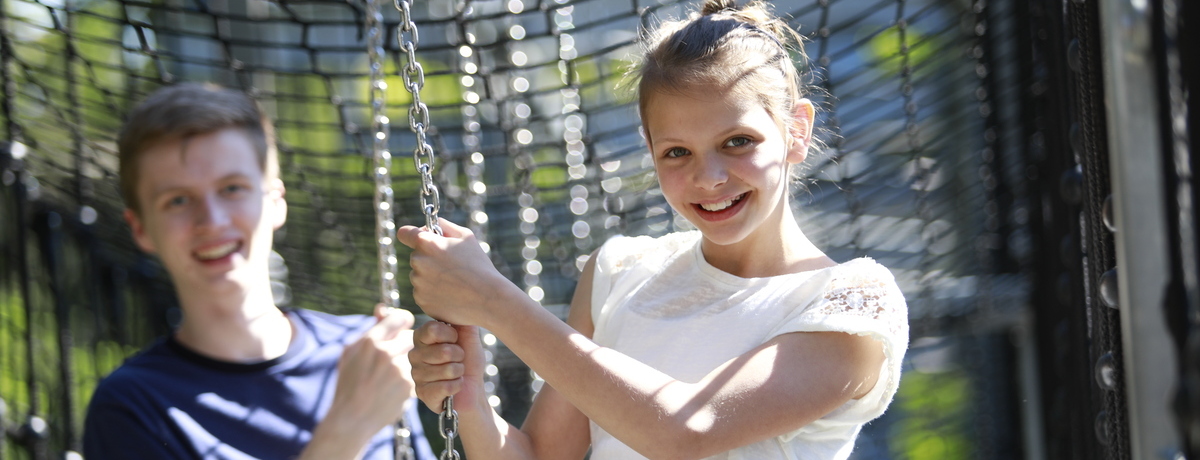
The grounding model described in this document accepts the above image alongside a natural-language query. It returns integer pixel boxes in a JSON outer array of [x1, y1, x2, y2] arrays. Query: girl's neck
[[699, 207, 835, 278], [173, 282, 294, 363]]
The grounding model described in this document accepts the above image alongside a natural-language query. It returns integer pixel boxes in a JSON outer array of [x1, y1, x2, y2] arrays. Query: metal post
[[1098, 0, 1182, 458]]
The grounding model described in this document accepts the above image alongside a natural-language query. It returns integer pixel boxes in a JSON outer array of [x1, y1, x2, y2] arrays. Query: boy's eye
[[221, 184, 249, 195], [724, 136, 751, 148], [165, 196, 188, 208], [664, 147, 690, 158]]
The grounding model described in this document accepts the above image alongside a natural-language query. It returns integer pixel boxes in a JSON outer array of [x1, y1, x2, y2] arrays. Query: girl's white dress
[[588, 231, 910, 460]]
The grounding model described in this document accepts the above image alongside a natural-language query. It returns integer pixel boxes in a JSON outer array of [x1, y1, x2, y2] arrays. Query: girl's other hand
[[396, 218, 509, 326], [408, 321, 489, 415]]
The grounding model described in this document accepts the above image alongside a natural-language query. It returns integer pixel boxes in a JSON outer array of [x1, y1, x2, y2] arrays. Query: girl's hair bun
[[701, 0, 737, 16]]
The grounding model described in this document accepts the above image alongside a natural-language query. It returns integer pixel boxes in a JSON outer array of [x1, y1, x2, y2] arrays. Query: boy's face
[[124, 128, 286, 298]]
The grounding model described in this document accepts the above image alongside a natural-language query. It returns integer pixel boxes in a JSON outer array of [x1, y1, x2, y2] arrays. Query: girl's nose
[[694, 153, 729, 190]]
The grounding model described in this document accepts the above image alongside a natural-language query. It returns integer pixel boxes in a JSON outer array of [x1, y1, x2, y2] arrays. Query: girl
[[396, 1, 909, 458]]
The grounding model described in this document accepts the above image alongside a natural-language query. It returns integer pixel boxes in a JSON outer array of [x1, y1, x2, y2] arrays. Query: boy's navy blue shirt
[[83, 308, 434, 460]]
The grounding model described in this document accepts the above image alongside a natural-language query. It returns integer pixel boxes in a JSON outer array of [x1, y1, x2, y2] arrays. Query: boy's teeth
[[700, 194, 742, 212], [196, 241, 238, 260]]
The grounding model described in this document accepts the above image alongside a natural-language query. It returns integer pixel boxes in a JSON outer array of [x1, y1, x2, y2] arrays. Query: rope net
[[0, 0, 1097, 458]]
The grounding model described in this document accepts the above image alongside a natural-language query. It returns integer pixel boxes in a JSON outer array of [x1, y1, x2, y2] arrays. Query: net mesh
[[0, 0, 1060, 458]]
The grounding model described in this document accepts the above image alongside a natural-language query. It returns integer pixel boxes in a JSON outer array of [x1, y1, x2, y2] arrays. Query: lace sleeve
[[769, 259, 910, 428], [813, 270, 909, 341]]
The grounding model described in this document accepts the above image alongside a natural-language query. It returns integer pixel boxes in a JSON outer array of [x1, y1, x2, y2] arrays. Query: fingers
[[414, 321, 459, 346], [416, 381, 462, 414], [367, 307, 416, 341], [410, 321, 468, 414], [412, 341, 464, 366]]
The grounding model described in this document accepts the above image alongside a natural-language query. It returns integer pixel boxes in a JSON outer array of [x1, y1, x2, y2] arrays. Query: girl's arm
[[407, 251, 599, 460], [399, 220, 886, 460]]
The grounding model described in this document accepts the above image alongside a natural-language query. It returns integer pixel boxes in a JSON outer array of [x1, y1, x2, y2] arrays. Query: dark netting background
[[0, 0, 1064, 458]]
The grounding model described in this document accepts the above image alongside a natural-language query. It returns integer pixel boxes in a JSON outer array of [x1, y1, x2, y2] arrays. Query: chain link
[[393, 0, 456, 457], [365, 0, 412, 458]]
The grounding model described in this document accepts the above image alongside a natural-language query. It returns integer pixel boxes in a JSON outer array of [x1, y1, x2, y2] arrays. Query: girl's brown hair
[[631, 0, 812, 145]]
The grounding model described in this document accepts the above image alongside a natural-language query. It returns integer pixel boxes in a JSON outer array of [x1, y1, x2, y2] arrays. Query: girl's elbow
[[636, 423, 711, 460]]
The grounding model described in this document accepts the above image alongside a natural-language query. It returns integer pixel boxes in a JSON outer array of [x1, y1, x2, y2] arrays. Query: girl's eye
[[221, 184, 248, 195], [725, 136, 751, 148], [664, 147, 690, 158], [165, 196, 188, 208]]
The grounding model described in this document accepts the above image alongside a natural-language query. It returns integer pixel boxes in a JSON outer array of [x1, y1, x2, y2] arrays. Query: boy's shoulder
[[89, 338, 178, 402], [287, 307, 376, 343]]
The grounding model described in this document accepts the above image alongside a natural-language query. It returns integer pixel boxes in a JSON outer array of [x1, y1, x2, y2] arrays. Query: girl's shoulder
[[813, 257, 908, 331], [826, 257, 900, 288]]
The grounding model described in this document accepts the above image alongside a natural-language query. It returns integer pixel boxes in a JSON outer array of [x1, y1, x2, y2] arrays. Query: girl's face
[[644, 88, 810, 247]]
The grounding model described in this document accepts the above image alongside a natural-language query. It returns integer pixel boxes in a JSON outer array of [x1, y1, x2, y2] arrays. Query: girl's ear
[[787, 98, 815, 165]]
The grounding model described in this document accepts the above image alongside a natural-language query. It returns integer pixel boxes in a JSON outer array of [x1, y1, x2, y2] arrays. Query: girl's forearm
[[480, 287, 704, 459], [454, 400, 539, 460]]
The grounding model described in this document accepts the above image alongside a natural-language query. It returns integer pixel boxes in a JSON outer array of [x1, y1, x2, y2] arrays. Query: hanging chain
[[365, 0, 413, 459], [396, 0, 443, 236], [395, 1, 458, 459]]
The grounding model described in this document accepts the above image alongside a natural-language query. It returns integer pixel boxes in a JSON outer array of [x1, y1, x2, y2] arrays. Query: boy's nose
[[194, 197, 231, 228]]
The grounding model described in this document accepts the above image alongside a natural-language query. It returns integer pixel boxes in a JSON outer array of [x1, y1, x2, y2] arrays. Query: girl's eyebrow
[[655, 124, 751, 145]]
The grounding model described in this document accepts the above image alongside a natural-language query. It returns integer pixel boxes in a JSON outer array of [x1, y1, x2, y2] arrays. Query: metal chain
[[394, 1, 458, 459], [365, 0, 413, 458]]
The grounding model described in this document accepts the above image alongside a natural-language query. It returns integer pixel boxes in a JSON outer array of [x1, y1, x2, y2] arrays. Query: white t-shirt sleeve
[[769, 259, 910, 425]]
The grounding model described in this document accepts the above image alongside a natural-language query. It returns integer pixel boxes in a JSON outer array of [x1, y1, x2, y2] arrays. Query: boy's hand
[[300, 305, 417, 459], [326, 304, 417, 433], [408, 321, 489, 415]]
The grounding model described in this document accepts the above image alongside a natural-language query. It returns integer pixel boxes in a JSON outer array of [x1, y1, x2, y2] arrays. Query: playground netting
[[0, 0, 1134, 458]]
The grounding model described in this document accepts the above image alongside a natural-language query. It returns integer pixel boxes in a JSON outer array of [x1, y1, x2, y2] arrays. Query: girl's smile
[[693, 191, 750, 221], [645, 87, 808, 252]]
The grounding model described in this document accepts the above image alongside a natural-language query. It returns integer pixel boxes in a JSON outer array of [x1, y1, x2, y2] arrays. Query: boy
[[83, 83, 433, 460]]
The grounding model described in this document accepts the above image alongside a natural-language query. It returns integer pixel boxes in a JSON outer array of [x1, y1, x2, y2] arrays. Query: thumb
[[395, 224, 427, 249], [436, 218, 474, 239], [454, 324, 482, 350], [373, 303, 388, 321]]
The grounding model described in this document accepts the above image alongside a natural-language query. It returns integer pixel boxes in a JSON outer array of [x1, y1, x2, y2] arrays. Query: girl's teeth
[[700, 194, 743, 212], [197, 242, 238, 260]]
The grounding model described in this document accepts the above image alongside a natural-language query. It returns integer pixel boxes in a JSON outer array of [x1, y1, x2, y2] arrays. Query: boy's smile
[[124, 128, 286, 299]]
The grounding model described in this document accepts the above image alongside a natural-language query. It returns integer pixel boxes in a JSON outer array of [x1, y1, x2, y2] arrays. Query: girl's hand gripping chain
[[407, 321, 489, 416], [396, 218, 512, 327], [397, 218, 512, 416]]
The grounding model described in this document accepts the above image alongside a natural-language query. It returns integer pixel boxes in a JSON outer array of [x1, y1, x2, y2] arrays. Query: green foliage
[[891, 369, 974, 459], [860, 24, 942, 78]]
